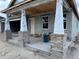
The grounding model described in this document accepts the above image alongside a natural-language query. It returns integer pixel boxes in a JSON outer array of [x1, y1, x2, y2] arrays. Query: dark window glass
[[63, 14, 66, 18], [43, 17, 48, 22], [64, 20, 66, 29], [43, 23, 48, 29]]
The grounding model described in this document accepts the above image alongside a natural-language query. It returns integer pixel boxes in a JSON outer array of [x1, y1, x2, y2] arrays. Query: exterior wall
[[33, 13, 55, 34], [64, 12, 72, 40], [0, 22, 1, 32], [63, 12, 72, 49], [77, 17, 79, 33], [71, 11, 79, 40]]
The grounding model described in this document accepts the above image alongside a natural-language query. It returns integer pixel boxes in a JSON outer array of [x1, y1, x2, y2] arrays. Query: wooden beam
[[63, 1, 71, 12]]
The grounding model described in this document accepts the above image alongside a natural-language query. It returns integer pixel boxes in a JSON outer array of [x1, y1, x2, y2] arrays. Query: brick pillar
[[51, 0, 65, 50], [19, 9, 29, 47], [50, 0, 67, 58]]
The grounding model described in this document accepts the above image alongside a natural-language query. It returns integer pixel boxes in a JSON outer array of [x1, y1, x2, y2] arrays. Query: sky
[[76, 0, 79, 12], [0, 0, 24, 18], [0, 0, 12, 11], [0, 0, 23, 11]]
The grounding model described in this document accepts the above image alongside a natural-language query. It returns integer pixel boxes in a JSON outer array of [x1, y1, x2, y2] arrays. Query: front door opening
[[10, 20, 20, 32]]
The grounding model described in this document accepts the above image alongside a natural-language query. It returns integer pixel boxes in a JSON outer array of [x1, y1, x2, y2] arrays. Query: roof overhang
[[1, 0, 56, 14], [1, 0, 78, 18]]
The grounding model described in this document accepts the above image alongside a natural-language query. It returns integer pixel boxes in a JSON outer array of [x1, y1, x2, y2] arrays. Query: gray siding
[[71, 11, 79, 40], [64, 12, 72, 40], [0, 22, 1, 32]]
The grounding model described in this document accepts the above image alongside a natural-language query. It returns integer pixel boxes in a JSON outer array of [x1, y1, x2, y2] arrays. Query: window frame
[[42, 16, 49, 30]]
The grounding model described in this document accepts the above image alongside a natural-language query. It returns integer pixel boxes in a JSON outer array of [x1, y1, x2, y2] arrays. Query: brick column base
[[4, 30, 12, 41], [19, 31, 30, 47], [50, 34, 67, 52]]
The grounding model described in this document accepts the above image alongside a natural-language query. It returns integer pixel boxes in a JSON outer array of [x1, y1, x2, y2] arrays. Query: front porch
[[1, 0, 74, 56], [7, 32, 63, 55]]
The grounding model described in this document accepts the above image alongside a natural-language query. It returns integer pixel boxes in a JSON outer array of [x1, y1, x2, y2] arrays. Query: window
[[64, 19, 67, 29], [42, 16, 48, 29], [63, 14, 66, 18], [63, 14, 67, 30]]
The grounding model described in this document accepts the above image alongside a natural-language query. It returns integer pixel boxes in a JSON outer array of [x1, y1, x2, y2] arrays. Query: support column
[[54, 0, 64, 34], [50, 0, 67, 53], [4, 14, 12, 41], [20, 9, 28, 32], [19, 9, 29, 47]]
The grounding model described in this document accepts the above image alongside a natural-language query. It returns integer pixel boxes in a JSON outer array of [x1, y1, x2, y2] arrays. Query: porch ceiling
[[26, 1, 56, 16], [2, 0, 56, 16]]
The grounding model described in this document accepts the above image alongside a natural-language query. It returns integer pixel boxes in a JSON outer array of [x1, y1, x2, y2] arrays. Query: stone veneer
[[49, 34, 67, 59], [50, 34, 67, 52], [18, 31, 29, 47]]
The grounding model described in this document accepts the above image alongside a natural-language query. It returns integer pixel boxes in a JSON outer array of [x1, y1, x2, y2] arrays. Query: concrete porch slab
[[26, 42, 52, 52]]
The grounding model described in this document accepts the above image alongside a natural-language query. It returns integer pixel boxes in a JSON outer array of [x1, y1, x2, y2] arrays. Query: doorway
[[10, 20, 20, 32]]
